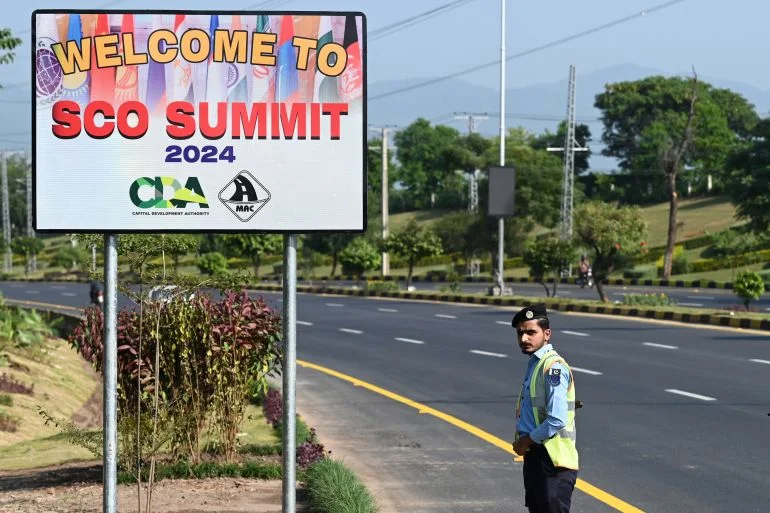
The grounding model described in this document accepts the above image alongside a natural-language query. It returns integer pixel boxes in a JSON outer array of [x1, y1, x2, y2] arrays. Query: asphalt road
[[286, 278, 770, 311], [4, 281, 769, 512]]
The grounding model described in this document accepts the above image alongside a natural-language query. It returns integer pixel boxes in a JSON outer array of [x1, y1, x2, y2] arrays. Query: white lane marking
[[571, 367, 603, 376], [665, 389, 716, 402], [61, 292, 78, 297], [686, 295, 715, 300], [435, 314, 457, 319], [643, 342, 678, 350], [496, 321, 510, 326], [326, 303, 344, 307], [395, 337, 425, 345], [470, 350, 507, 358], [339, 328, 362, 334], [678, 302, 704, 307], [25, 290, 40, 295], [296, 321, 313, 326], [558, 291, 573, 295], [378, 308, 398, 313], [51, 285, 66, 290], [750, 359, 770, 365], [612, 292, 628, 296], [561, 330, 589, 337]]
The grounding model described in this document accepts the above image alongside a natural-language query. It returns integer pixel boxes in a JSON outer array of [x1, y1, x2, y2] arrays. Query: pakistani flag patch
[[548, 368, 562, 386]]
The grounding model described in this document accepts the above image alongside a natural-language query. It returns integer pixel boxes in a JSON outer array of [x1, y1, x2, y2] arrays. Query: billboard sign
[[33, 11, 366, 232]]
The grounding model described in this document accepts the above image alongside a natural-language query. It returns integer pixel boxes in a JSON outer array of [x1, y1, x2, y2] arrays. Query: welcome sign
[[32, 11, 366, 233]]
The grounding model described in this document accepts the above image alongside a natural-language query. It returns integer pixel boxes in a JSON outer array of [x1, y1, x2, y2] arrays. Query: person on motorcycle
[[578, 255, 590, 281], [89, 280, 103, 307]]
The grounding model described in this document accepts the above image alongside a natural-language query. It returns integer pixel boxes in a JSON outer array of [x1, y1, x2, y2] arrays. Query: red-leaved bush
[[262, 388, 283, 428], [297, 428, 328, 468], [68, 290, 282, 463]]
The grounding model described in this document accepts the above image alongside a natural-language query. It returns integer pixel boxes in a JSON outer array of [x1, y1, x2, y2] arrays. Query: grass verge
[[305, 458, 379, 513]]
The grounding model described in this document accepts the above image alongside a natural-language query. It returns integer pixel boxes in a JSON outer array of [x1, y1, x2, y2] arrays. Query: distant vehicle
[[577, 266, 594, 289], [146, 285, 195, 304], [89, 280, 103, 309]]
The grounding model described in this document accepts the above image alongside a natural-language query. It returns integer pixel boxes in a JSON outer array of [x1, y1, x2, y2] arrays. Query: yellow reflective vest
[[516, 349, 579, 470]]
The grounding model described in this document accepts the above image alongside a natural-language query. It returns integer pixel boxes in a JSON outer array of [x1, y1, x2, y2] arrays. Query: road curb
[[258, 275, 770, 292], [251, 284, 770, 332]]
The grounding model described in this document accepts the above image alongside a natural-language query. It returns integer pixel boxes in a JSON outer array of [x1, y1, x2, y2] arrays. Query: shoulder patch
[[548, 368, 562, 386]]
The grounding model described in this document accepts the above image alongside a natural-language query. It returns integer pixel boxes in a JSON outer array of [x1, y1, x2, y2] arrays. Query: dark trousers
[[523, 444, 578, 513]]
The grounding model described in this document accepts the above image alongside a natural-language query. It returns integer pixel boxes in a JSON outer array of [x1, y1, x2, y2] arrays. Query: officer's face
[[516, 320, 551, 354]]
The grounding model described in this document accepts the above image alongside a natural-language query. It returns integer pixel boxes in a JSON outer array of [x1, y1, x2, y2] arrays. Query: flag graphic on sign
[[115, 14, 138, 103], [338, 15, 363, 102], [275, 15, 299, 103], [249, 15, 275, 103], [171, 14, 193, 102], [89, 14, 115, 104], [61, 14, 90, 109], [313, 16, 339, 103], [205, 15, 229, 103], [227, 15, 248, 103], [145, 15, 167, 114], [35, 14, 63, 106]]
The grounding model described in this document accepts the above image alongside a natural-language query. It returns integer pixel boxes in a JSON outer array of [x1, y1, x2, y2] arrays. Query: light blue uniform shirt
[[516, 343, 571, 444]]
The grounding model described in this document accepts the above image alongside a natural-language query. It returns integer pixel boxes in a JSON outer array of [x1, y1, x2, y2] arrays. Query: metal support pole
[[381, 128, 389, 276], [497, 0, 506, 287], [1, 154, 11, 273], [282, 234, 297, 513], [103, 234, 118, 513], [92, 245, 97, 272], [26, 163, 36, 273]]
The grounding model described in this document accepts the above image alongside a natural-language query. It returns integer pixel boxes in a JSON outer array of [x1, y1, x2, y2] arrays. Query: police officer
[[511, 304, 578, 513]]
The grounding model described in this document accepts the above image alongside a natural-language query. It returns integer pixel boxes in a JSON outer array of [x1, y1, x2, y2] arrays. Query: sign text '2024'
[[165, 145, 236, 163]]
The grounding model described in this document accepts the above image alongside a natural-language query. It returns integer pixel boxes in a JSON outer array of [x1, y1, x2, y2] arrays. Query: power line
[[371, 0, 687, 101], [370, 0, 477, 41]]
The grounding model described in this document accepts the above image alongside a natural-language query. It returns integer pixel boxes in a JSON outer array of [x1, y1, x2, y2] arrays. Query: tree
[[433, 212, 484, 267], [338, 237, 380, 280], [726, 118, 770, 233], [594, 73, 759, 278], [384, 220, 443, 288], [165, 235, 197, 271], [533, 121, 592, 175], [304, 234, 355, 276], [218, 234, 282, 278], [11, 236, 44, 276], [50, 245, 88, 271], [197, 252, 228, 276], [595, 76, 758, 198], [574, 202, 648, 303], [523, 236, 575, 297], [0, 28, 22, 69], [733, 271, 765, 310], [393, 119, 462, 209]]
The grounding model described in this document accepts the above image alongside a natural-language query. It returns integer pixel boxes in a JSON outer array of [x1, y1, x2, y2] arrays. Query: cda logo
[[130, 177, 209, 209]]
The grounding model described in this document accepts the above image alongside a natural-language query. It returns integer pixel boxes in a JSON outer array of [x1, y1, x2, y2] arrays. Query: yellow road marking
[[298, 359, 645, 513]]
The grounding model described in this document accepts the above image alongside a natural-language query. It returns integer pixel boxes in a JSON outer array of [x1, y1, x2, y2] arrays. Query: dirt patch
[[0, 476, 311, 513]]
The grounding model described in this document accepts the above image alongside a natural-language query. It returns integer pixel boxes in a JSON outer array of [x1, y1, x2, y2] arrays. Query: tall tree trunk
[[662, 172, 678, 279], [551, 277, 559, 298], [538, 281, 551, 297], [595, 280, 608, 303], [331, 254, 338, 277], [407, 260, 414, 288], [253, 256, 260, 279]]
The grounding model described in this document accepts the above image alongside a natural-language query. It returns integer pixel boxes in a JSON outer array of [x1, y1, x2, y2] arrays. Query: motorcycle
[[577, 267, 594, 289]]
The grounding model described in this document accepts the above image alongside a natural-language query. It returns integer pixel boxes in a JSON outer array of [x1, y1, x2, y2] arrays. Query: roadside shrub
[[306, 458, 379, 513], [49, 245, 89, 271], [0, 301, 56, 359], [734, 271, 765, 309], [0, 373, 34, 395], [262, 388, 282, 428], [622, 293, 678, 307], [0, 410, 20, 432], [297, 428, 328, 469], [0, 393, 12, 406], [197, 252, 229, 276], [68, 290, 282, 464], [365, 280, 400, 292]]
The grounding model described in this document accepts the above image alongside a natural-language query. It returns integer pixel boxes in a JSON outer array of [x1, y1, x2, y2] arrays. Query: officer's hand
[[512, 436, 533, 456]]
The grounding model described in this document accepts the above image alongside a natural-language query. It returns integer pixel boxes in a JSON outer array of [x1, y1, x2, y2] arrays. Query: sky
[[1, 0, 767, 150]]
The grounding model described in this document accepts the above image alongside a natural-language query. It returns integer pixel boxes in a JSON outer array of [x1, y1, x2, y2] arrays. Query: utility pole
[[547, 65, 588, 277], [454, 112, 488, 213], [368, 125, 398, 277], [1, 153, 11, 273], [26, 158, 36, 273]]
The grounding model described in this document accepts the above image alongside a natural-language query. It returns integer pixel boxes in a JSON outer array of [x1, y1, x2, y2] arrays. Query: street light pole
[[497, 0, 506, 289]]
